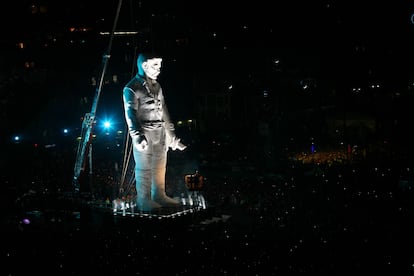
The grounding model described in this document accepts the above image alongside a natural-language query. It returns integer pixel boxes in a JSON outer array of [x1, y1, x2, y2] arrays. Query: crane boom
[[71, 0, 123, 195]]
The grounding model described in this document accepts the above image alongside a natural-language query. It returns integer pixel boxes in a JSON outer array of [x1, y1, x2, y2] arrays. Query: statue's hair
[[137, 52, 160, 76]]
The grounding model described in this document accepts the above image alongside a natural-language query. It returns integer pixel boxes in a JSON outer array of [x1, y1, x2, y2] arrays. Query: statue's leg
[[133, 145, 161, 211], [151, 139, 180, 207]]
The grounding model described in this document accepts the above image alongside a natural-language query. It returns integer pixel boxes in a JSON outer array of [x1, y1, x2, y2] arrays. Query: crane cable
[[119, 0, 140, 197]]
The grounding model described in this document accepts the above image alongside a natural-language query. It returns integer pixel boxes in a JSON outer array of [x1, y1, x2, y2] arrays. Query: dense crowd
[[1, 138, 414, 275]]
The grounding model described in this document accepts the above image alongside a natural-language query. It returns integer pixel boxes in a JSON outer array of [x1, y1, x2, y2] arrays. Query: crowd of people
[[1, 135, 414, 274]]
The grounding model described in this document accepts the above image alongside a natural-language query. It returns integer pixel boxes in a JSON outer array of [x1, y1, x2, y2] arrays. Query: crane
[[72, 0, 123, 195]]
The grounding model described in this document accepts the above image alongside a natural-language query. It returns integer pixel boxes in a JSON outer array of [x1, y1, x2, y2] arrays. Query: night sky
[[1, 1, 414, 137], [5, 1, 414, 79]]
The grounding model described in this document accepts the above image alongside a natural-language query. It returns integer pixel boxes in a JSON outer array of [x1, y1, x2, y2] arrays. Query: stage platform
[[3, 199, 218, 234], [111, 205, 207, 218]]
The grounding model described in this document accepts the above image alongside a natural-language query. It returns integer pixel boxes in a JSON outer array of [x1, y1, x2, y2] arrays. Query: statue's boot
[[152, 166, 180, 207]]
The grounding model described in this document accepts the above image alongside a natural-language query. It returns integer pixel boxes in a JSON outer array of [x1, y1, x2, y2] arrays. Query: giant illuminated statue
[[122, 52, 186, 212]]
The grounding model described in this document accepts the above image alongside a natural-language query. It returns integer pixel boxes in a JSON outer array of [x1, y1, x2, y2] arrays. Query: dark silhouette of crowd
[[1, 133, 414, 275]]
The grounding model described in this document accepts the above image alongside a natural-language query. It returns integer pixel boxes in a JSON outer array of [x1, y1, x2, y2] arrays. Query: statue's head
[[137, 52, 162, 80]]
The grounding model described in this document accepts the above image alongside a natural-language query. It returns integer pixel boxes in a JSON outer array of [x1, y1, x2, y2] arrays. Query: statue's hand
[[170, 137, 187, 151], [176, 140, 187, 151], [133, 135, 148, 151]]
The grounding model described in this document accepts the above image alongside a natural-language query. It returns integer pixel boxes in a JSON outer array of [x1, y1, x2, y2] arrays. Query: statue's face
[[142, 58, 162, 80]]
